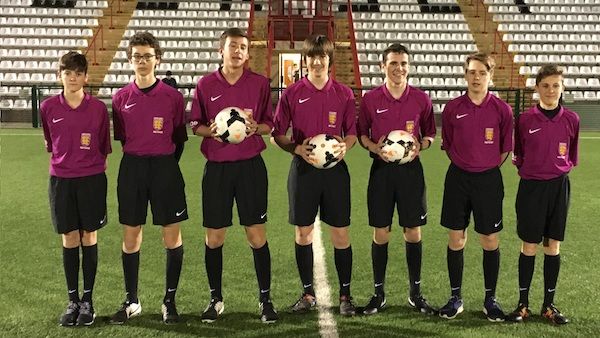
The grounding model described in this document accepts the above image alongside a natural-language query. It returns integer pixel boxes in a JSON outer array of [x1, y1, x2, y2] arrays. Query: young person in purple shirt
[[506, 65, 578, 325], [189, 27, 278, 324], [438, 53, 513, 322], [357, 43, 437, 316], [109, 31, 188, 325], [272, 34, 358, 316], [41, 51, 111, 326]]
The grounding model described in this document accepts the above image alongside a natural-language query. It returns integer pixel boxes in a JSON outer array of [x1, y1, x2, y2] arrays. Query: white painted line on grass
[[313, 215, 339, 338]]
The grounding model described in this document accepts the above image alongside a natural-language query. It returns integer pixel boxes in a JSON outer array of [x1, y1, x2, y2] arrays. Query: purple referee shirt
[[189, 68, 273, 162], [513, 105, 579, 180], [441, 93, 513, 172], [272, 77, 357, 142], [41, 92, 111, 178], [358, 84, 436, 151], [112, 80, 187, 156]]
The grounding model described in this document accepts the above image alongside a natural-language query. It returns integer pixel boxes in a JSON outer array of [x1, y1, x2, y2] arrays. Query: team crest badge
[[405, 120, 415, 134], [80, 133, 91, 150], [328, 111, 337, 128], [558, 142, 567, 159], [153, 117, 164, 134], [484, 128, 494, 144]]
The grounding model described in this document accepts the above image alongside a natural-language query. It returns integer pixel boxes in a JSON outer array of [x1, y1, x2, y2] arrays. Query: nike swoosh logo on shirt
[[456, 114, 468, 119], [52, 118, 64, 123], [298, 97, 310, 104], [529, 128, 541, 134], [210, 95, 222, 102], [125, 103, 136, 109], [376, 108, 388, 114]]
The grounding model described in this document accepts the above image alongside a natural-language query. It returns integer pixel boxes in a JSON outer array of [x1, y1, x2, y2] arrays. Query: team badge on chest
[[153, 117, 164, 134], [80, 133, 91, 150], [328, 111, 337, 128], [558, 142, 567, 159], [405, 120, 415, 134], [484, 128, 494, 144]]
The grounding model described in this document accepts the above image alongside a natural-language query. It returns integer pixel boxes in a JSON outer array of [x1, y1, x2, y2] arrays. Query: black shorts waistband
[[450, 162, 499, 176]]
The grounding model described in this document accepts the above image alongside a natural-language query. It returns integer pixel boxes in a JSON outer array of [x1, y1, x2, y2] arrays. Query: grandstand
[[1, 0, 599, 127]]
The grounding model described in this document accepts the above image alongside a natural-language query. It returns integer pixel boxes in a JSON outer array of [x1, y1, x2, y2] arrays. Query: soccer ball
[[381, 130, 416, 164], [214, 106, 248, 144], [308, 134, 340, 169]]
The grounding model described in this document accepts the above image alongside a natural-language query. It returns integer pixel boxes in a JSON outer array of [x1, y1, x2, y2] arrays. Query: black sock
[[543, 254, 560, 306], [164, 245, 183, 304], [406, 241, 423, 297], [334, 246, 352, 297], [483, 248, 500, 300], [122, 251, 140, 303], [447, 247, 463, 298], [63, 246, 80, 303], [295, 242, 314, 296], [371, 241, 388, 296], [518, 253, 535, 306], [205, 244, 223, 301], [252, 242, 272, 303], [81, 244, 97, 304]]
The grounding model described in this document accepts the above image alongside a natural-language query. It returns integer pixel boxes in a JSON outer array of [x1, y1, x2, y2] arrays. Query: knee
[[331, 228, 350, 249], [373, 228, 390, 245], [205, 231, 225, 249], [543, 238, 560, 255], [80, 231, 97, 246], [480, 234, 499, 251], [122, 227, 142, 253], [62, 231, 81, 248], [403, 227, 421, 243], [448, 231, 467, 250], [295, 226, 313, 245], [247, 233, 266, 249], [521, 242, 537, 256]]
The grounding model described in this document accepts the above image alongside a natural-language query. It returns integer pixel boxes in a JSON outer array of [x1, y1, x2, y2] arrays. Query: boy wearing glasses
[[41, 51, 111, 326], [109, 31, 188, 325]]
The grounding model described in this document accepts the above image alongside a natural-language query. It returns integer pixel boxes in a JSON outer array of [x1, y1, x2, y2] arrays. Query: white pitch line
[[313, 215, 339, 338]]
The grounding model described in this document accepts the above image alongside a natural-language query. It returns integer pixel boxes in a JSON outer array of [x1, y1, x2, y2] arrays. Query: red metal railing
[[84, 24, 105, 65], [107, 0, 123, 29], [345, 0, 361, 96]]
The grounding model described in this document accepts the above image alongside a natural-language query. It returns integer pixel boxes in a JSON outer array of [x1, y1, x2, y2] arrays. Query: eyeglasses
[[132, 54, 156, 62]]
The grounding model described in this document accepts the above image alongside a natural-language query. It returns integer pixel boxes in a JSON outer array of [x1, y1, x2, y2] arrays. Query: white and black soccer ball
[[215, 106, 248, 144], [308, 134, 340, 169], [381, 130, 416, 164]]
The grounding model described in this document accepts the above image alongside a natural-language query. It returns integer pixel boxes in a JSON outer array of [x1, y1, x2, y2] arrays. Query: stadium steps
[[456, 0, 533, 106], [333, 18, 358, 89], [249, 15, 269, 78], [85, 0, 138, 88]]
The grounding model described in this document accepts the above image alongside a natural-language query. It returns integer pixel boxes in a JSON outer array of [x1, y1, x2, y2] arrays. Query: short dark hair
[[166, 70, 172, 76], [381, 43, 410, 64], [127, 31, 162, 59], [464, 52, 495, 73], [302, 34, 335, 66], [219, 27, 249, 49], [58, 51, 87, 73], [535, 64, 564, 86]]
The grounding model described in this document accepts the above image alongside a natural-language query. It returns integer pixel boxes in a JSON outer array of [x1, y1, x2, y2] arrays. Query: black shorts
[[117, 153, 188, 226], [202, 155, 268, 228], [367, 158, 427, 228], [288, 156, 351, 227], [516, 175, 570, 243], [48, 173, 108, 234], [441, 163, 504, 235]]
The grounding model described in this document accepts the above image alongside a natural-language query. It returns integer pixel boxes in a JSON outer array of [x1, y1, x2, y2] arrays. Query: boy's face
[[306, 54, 329, 80], [382, 52, 409, 87], [536, 74, 563, 107], [130, 45, 159, 76], [220, 36, 249, 69], [60, 69, 87, 92], [465, 60, 492, 95]]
